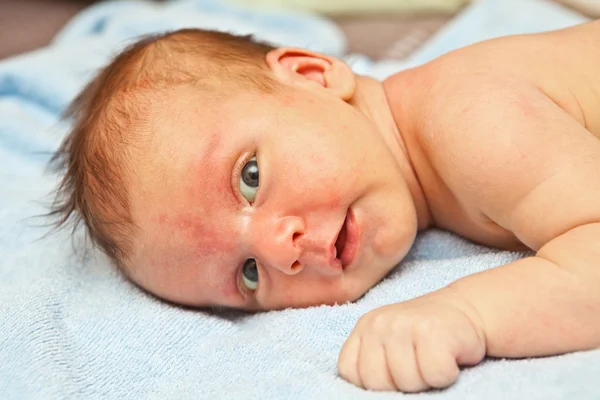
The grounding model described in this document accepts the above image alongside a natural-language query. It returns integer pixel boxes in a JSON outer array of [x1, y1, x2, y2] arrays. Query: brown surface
[[333, 14, 450, 60], [0, 0, 96, 59], [0, 0, 450, 62]]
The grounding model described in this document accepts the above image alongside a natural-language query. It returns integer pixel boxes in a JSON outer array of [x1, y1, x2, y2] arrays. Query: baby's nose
[[250, 215, 305, 275]]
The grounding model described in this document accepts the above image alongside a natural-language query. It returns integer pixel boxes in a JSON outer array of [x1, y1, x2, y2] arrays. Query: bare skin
[[338, 21, 600, 391], [125, 22, 600, 391]]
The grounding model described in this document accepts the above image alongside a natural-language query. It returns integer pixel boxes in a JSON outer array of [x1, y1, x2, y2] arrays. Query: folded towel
[[0, 0, 598, 399]]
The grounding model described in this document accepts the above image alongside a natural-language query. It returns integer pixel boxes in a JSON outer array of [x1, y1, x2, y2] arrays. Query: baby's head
[[51, 29, 419, 310]]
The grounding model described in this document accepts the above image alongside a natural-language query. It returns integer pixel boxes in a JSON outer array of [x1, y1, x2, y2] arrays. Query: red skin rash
[[150, 211, 235, 280], [281, 95, 296, 107], [153, 132, 238, 263], [177, 216, 233, 256]]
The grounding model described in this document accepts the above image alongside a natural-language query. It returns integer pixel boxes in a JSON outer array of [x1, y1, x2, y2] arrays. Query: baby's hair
[[49, 29, 276, 269]]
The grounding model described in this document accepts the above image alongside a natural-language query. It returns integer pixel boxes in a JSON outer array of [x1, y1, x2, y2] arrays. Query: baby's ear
[[265, 48, 355, 101]]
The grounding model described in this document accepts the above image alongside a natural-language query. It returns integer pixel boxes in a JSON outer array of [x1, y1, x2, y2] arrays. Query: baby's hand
[[337, 290, 486, 392]]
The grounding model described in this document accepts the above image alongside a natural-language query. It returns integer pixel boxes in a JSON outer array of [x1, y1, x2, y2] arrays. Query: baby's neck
[[350, 76, 432, 230]]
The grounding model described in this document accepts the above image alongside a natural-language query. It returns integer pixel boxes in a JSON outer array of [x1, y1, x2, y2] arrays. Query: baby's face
[[128, 83, 417, 310]]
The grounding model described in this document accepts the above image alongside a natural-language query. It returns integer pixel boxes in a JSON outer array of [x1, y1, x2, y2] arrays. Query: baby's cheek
[[285, 292, 294, 305], [325, 183, 342, 208]]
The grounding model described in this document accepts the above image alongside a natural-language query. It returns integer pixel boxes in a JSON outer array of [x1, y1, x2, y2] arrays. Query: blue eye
[[239, 156, 259, 202], [241, 259, 258, 290]]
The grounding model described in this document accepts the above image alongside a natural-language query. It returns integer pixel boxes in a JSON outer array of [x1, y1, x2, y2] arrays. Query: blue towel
[[1, 0, 598, 399]]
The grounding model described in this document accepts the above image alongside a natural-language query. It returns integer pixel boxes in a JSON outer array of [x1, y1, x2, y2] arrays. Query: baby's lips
[[339, 209, 359, 269]]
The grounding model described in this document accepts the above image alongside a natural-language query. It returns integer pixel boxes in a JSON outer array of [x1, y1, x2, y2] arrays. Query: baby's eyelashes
[[239, 156, 259, 203]]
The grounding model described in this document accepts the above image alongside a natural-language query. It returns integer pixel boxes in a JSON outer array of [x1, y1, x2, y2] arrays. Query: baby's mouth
[[334, 209, 359, 270], [335, 218, 347, 262]]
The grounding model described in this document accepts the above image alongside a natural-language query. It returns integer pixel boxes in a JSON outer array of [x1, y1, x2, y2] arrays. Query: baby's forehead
[[130, 84, 286, 205], [142, 88, 263, 154], [131, 110, 239, 236]]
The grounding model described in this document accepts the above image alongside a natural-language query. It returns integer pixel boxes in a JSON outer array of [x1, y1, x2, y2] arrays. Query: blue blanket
[[1, 0, 598, 398]]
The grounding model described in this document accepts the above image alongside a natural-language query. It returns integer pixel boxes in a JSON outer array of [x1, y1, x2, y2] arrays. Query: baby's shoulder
[[385, 20, 600, 115], [384, 24, 600, 247], [385, 56, 544, 164], [391, 59, 600, 243]]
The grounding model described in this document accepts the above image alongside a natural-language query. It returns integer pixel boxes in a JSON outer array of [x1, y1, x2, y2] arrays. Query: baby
[[50, 23, 600, 392]]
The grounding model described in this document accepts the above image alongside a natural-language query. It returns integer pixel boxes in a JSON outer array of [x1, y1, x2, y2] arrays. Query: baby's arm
[[437, 81, 600, 357], [339, 77, 600, 391], [448, 225, 600, 357]]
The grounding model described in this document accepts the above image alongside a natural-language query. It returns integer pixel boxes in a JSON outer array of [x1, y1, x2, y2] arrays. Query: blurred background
[[0, 0, 596, 62]]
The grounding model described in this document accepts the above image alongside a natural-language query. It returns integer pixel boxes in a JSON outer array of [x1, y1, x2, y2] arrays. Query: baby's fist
[[338, 290, 486, 392]]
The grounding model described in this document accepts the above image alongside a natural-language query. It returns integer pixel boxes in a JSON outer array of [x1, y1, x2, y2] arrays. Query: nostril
[[291, 260, 301, 272], [292, 231, 302, 243]]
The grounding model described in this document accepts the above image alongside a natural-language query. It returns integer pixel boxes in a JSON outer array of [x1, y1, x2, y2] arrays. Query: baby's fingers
[[338, 334, 362, 387], [384, 337, 429, 392], [416, 334, 459, 389], [357, 334, 396, 391]]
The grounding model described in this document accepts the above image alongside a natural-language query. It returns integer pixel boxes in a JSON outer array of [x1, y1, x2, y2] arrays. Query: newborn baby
[[50, 23, 600, 392]]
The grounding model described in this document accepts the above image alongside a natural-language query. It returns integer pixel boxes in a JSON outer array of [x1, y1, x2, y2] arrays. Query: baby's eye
[[241, 259, 258, 291], [239, 156, 259, 202]]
